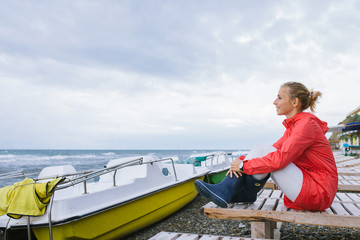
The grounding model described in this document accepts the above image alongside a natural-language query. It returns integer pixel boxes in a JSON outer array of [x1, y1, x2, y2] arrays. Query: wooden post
[[251, 220, 275, 239]]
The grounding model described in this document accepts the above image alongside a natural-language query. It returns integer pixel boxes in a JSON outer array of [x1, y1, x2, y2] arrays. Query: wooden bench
[[201, 189, 360, 239], [338, 170, 360, 176], [335, 156, 356, 164], [338, 174, 360, 191], [337, 159, 360, 168], [149, 231, 271, 240]]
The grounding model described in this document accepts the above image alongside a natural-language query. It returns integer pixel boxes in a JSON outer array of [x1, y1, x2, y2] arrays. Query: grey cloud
[[0, 0, 282, 84]]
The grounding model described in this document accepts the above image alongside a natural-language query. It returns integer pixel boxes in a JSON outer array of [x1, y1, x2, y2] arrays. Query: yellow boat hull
[[33, 177, 203, 240]]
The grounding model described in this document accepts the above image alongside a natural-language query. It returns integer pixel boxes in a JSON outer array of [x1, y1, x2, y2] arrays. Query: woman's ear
[[291, 98, 300, 107]]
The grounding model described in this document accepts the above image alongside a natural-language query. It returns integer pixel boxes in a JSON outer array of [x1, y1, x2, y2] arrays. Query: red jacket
[[243, 112, 338, 211]]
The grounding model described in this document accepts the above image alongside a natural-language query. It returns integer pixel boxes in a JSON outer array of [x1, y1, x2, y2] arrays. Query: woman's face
[[273, 86, 298, 118]]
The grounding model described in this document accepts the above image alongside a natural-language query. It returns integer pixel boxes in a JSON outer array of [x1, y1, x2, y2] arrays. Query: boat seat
[[37, 165, 77, 181], [201, 189, 360, 239]]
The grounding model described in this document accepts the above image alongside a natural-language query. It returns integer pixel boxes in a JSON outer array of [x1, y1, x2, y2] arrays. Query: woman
[[195, 82, 338, 211]]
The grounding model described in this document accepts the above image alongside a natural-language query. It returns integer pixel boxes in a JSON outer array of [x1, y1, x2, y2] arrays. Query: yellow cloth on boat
[[0, 177, 63, 219]]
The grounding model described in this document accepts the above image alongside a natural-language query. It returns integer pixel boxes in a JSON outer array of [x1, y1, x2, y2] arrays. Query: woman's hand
[[226, 158, 243, 178]]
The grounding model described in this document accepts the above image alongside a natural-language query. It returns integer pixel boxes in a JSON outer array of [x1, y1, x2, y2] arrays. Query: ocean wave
[[0, 159, 16, 163], [102, 152, 116, 156], [11, 154, 99, 162], [70, 154, 98, 159], [0, 154, 15, 159]]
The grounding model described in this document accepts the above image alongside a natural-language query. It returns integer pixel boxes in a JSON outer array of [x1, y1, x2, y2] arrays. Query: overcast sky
[[0, 0, 359, 150]]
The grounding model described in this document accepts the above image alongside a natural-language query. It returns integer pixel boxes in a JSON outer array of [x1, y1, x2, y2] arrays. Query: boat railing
[[226, 152, 235, 161], [227, 150, 249, 160], [56, 156, 180, 190], [201, 151, 248, 166], [0, 170, 26, 180], [197, 152, 231, 166], [55, 157, 144, 191]]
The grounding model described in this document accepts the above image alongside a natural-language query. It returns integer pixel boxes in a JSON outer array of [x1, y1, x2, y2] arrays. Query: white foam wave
[[0, 154, 15, 159], [102, 152, 116, 156], [15, 154, 98, 162], [0, 159, 16, 163]]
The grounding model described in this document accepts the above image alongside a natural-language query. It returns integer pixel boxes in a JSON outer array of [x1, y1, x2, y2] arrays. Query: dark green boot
[[231, 174, 270, 203], [195, 174, 246, 208]]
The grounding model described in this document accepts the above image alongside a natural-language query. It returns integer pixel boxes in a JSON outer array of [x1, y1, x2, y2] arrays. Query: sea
[[0, 149, 248, 187]]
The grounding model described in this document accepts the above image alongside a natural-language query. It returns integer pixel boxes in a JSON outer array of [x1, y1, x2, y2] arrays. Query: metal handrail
[[0, 170, 25, 179], [48, 190, 56, 240], [55, 157, 144, 190], [51, 156, 180, 190], [226, 152, 235, 161], [195, 152, 231, 166]]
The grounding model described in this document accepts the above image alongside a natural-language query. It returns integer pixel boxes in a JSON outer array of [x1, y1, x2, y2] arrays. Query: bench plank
[[261, 191, 279, 211], [336, 158, 356, 164], [149, 231, 267, 240], [149, 231, 182, 240], [275, 196, 288, 212], [337, 159, 360, 168], [337, 193, 360, 215], [198, 236, 220, 240]]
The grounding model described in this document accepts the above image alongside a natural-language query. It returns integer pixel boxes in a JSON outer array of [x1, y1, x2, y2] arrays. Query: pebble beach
[[124, 194, 360, 240]]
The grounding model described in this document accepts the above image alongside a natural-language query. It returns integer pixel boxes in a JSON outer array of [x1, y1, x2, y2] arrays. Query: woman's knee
[[252, 173, 269, 180], [245, 145, 276, 160]]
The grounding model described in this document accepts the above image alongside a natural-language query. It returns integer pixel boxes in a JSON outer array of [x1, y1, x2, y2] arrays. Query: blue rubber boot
[[194, 175, 245, 208], [231, 174, 270, 203]]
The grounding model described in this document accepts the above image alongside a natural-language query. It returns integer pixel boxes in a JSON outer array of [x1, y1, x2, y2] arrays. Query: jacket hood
[[283, 112, 329, 134]]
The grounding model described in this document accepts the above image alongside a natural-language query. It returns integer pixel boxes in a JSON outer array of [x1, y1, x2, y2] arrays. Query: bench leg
[[251, 220, 276, 239]]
